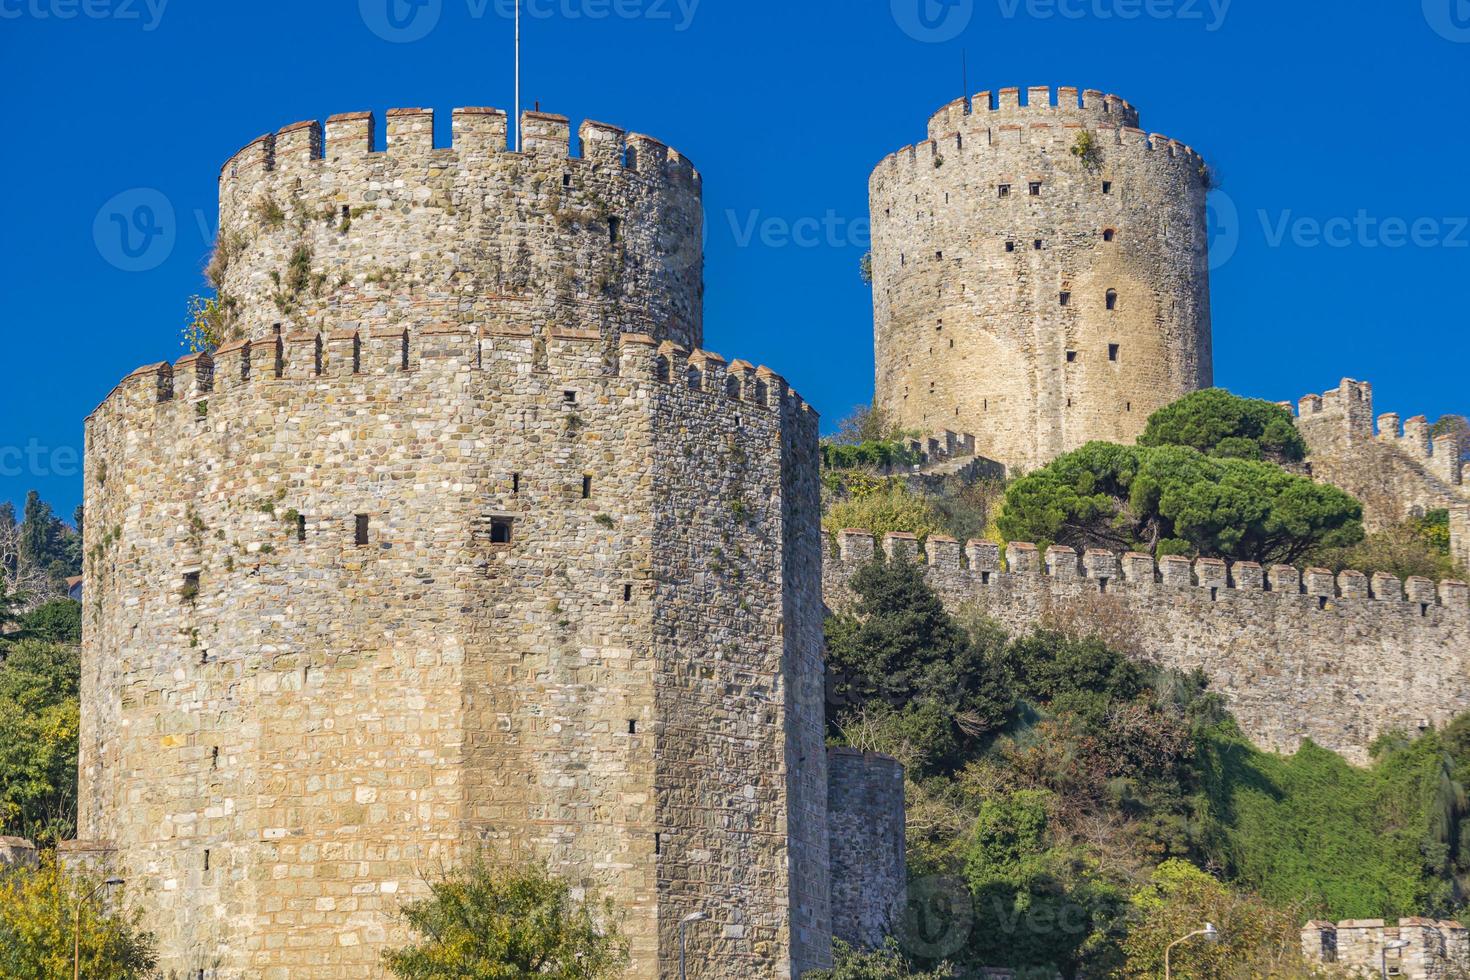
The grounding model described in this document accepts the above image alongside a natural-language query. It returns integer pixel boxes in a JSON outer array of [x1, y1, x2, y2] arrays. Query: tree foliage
[[0, 857, 156, 979], [824, 483, 948, 548], [1138, 388, 1308, 464], [0, 640, 80, 845], [825, 557, 1012, 777], [0, 494, 81, 610], [804, 939, 953, 979], [382, 861, 628, 980], [997, 442, 1364, 564], [1313, 509, 1467, 583]]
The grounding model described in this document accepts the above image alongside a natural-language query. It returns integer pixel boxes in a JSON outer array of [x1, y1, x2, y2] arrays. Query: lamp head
[[680, 911, 709, 925], [1203, 923, 1219, 943], [104, 878, 124, 886]]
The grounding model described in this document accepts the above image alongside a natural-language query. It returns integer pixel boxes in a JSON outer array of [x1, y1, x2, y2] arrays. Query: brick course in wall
[[868, 86, 1213, 474], [826, 531, 1470, 764]]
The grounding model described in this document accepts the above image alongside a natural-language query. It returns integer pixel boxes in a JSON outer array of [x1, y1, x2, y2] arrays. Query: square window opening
[[491, 518, 514, 545], [1066, 350, 1077, 363], [1030, 182, 1042, 196], [1109, 343, 1120, 361], [998, 184, 1011, 198]]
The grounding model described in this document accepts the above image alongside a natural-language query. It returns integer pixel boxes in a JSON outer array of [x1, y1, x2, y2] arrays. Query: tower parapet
[[869, 86, 1213, 474], [212, 108, 703, 349]]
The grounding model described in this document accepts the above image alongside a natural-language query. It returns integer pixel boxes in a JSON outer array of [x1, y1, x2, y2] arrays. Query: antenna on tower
[[514, 0, 522, 151]]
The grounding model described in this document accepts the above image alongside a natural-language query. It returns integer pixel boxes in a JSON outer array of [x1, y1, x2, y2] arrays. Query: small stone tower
[[869, 86, 1214, 473], [79, 108, 831, 979]]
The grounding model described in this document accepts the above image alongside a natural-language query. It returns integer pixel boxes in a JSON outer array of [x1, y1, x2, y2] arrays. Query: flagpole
[[514, 0, 521, 151]]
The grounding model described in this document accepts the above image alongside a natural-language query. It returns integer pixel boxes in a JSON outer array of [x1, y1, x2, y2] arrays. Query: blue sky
[[2, 0, 1467, 518]]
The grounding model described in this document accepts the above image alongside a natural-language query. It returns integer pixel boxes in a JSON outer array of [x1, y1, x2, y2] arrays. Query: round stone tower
[[78, 109, 830, 979], [869, 86, 1213, 473], [214, 107, 703, 348]]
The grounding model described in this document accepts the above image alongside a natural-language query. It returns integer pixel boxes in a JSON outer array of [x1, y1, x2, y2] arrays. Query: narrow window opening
[[1318, 596, 1328, 610], [1029, 181, 1042, 196], [582, 475, 593, 499], [1106, 289, 1119, 311], [628, 720, 638, 735], [983, 399, 988, 411], [1102, 181, 1112, 194], [1211, 587, 1220, 602], [1103, 228, 1116, 242], [1421, 603, 1431, 617], [203, 849, 211, 871], [949, 338, 955, 348], [1126, 402, 1132, 412], [491, 518, 514, 545], [998, 184, 1010, 198], [512, 473, 521, 495], [355, 515, 370, 546], [296, 514, 307, 542], [1108, 343, 1120, 362], [1033, 239, 1043, 250], [1066, 350, 1077, 363], [980, 571, 991, 586], [1059, 292, 1070, 307], [608, 217, 621, 244], [936, 321, 943, 332], [1005, 240, 1016, 253], [1099, 578, 1109, 594], [273, 324, 282, 337], [340, 205, 351, 227], [624, 584, 633, 602], [181, 571, 201, 604], [562, 173, 572, 188], [900, 253, 906, 266], [211, 746, 219, 769], [654, 832, 662, 855], [1067, 398, 1073, 408]]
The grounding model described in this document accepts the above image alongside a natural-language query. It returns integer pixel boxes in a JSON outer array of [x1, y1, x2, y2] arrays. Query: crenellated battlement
[[89, 327, 811, 432], [211, 107, 704, 349], [825, 529, 1470, 763], [925, 86, 1142, 141], [1293, 378, 1465, 487], [829, 530, 1469, 615]]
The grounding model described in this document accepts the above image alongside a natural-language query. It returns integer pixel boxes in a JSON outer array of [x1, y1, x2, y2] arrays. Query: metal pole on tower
[[514, 0, 521, 151]]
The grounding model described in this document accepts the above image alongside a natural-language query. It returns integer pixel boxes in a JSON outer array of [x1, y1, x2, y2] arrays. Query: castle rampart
[[869, 86, 1212, 474], [826, 749, 907, 951], [81, 326, 829, 978], [212, 108, 703, 348], [1291, 379, 1469, 568], [1302, 919, 1469, 978], [824, 531, 1470, 764]]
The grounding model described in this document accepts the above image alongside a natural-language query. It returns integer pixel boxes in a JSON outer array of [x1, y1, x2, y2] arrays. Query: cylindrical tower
[[78, 110, 831, 979], [869, 86, 1213, 473], [213, 107, 703, 347]]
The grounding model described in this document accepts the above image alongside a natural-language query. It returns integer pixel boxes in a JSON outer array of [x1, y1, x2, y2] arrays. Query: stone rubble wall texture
[[1302, 919, 1470, 979], [1292, 379, 1469, 568], [214, 108, 703, 349], [79, 109, 832, 979], [825, 749, 907, 950], [868, 86, 1213, 474], [0, 836, 39, 870], [825, 531, 1470, 765]]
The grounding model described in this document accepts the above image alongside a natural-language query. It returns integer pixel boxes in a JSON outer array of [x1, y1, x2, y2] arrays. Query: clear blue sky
[[2, 0, 1467, 519]]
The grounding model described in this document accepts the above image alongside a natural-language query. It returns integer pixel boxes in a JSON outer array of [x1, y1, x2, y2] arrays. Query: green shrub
[[0, 857, 156, 979], [1138, 388, 1307, 464]]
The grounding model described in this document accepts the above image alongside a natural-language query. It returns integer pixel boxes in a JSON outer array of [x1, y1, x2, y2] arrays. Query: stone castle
[[74, 87, 1466, 978]]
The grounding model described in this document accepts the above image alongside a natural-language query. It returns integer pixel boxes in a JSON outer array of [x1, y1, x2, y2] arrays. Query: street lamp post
[[1165, 922, 1219, 980], [1381, 938, 1411, 979], [679, 911, 708, 980], [73, 876, 124, 980]]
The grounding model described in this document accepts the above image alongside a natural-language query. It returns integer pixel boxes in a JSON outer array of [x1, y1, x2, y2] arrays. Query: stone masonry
[[869, 86, 1213, 473], [1302, 919, 1470, 978], [78, 109, 837, 979], [1293, 379, 1469, 569], [826, 750, 907, 950], [826, 531, 1470, 764]]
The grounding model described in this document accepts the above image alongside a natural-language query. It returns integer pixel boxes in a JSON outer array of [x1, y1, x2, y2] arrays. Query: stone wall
[[80, 327, 828, 979], [825, 531, 1470, 764], [1293, 379, 1469, 568], [826, 749, 907, 951], [214, 108, 703, 348], [868, 86, 1212, 474], [1302, 919, 1470, 978], [0, 836, 38, 870]]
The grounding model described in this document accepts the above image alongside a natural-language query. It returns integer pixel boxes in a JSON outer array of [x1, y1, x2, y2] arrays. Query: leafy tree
[[997, 442, 1364, 564], [1138, 388, 1308, 464], [804, 939, 953, 979], [825, 558, 1012, 777], [1120, 860, 1316, 979], [382, 861, 628, 980], [825, 483, 947, 547], [0, 856, 157, 979], [834, 405, 908, 447], [1003, 630, 1148, 726], [0, 641, 80, 845], [1313, 510, 1466, 583], [12, 600, 83, 645]]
